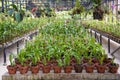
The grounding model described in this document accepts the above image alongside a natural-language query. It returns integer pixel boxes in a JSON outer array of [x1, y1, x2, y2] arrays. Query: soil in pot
[[97, 65, 106, 73], [53, 66, 62, 73], [42, 65, 51, 73], [19, 66, 29, 74], [74, 64, 83, 73], [7, 65, 17, 74], [31, 65, 39, 74], [64, 66, 73, 73], [108, 63, 119, 73]]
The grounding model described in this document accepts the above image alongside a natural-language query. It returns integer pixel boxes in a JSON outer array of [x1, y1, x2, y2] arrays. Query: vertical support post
[[94, 31, 97, 39], [90, 29, 92, 37], [100, 34, 102, 45], [26, 0, 27, 11], [2, 0, 4, 12], [3, 47, 7, 66], [116, 0, 118, 21], [5, 0, 7, 12], [72, 0, 74, 8], [12, 0, 14, 4], [17, 0, 18, 9], [29, 34, 32, 40], [20, 0, 21, 10], [17, 41, 19, 54], [112, 0, 114, 22], [108, 38, 110, 53]]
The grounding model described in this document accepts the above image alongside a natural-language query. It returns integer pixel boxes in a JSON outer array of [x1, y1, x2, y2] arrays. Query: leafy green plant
[[31, 54, 38, 66], [99, 54, 105, 65], [0, 17, 42, 45], [81, 20, 120, 38], [72, 0, 84, 15], [63, 53, 71, 66], [42, 57, 47, 66], [9, 54, 15, 66], [57, 59, 63, 67], [17, 49, 26, 66], [14, 18, 106, 70]]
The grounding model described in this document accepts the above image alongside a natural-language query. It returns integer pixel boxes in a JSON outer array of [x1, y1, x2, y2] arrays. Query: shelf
[[2, 70, 120, 80]]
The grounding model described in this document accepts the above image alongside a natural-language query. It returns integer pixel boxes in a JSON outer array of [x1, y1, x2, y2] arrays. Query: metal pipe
[[2, 0, 4, 12], [3, 47, 6, 65], [108, 38, 110, 53], [111, 46, 120, 55]]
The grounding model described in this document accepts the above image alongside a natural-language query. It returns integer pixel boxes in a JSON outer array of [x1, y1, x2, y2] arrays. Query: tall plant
[[72, 0, 84, 15], [9, 54, 15, 66], [92, 0, 104, 20]]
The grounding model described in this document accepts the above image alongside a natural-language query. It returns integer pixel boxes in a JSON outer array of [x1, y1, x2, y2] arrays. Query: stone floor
[[0, 40, 25, 80], [0, 34, 120, 80]]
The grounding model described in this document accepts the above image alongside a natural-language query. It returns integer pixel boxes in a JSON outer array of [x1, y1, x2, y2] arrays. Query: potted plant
[[18, 49, 29, 74], [84, 49, 94, 73], [53, 59, 63, 73], [42, 57, 51, 73], [74, 50, 83, 73], [31, 53, 40, 74], [72, 0, 84, 18], [92, 0, 104, 20], [103, 54, 112, 66], [91, 43, 104, 67], [10, 4, 24, 22], [7, 54, 17, 74], [85, 58, 94, 73], [63, 53, 73, 73], [108, 57, 119, 73], [73, 39, 87, 73], [96, 54, 106, 73]]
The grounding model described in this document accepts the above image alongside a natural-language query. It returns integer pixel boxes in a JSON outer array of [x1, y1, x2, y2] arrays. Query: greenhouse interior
[[0, 0, 120, 80]]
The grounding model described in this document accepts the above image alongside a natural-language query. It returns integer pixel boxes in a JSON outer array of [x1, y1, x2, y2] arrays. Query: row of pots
[[7, 58, 119, 74]]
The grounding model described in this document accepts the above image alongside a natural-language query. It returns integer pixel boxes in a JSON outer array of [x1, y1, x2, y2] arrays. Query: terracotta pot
[[7, 65, 17, 74], [31, 65, 39, 74], [37, 61, 43, 69], [85, 65, 94, 73], [53, 66, 62, 73], [97, 65, 106, 73], [19, 66, 28, 74], [108, 64, 119, 73], [74, 64, 83, 73], [42, 65, 51, 73], [64, 66, 73, 73]]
